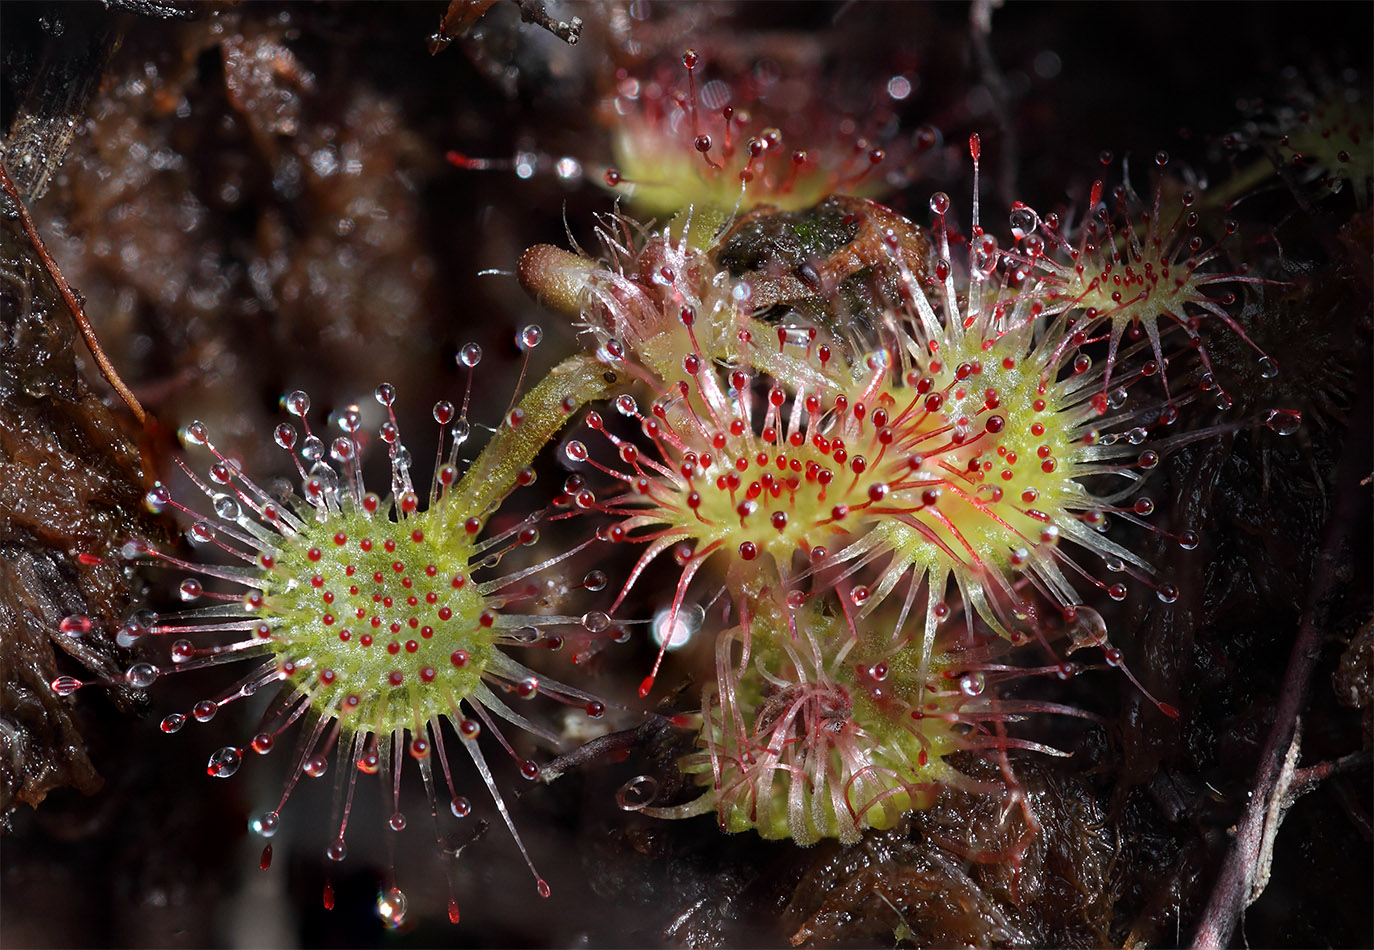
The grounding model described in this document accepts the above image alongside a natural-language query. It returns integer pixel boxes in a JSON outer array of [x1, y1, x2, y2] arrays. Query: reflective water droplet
[[1214, 391, 1233, 411], [160, 713, 186, 733], [377, 887, 408, 928], [555, 156, 581, 180], [59, 615, 92, 635], [325, 839, 347, 862], [207, 746, 242, 778], [581, 610, 610, 633], [614, 394, 637, 416], [581, 570, 607, 591], [144, 485, 172, 512], [929, 191, 950, 215], [337, 407, 362, 433], [116, 613, 152, 648], [450, 796, 471, 818], [1264, 408, 1301, 436], [178, 578, 203, 601], [374, 383, 396, 407], [213, 495, 241, 521], [519, 325, 544, 350], [50, 675, 82, 696], [330, 437, 356, 463], [1257, 355, 1279, 378], [251, 810, 280, 837], [958, 672, 986, 697], [182, 421, 209, 446], [459, 343, 483, 368], [651, 603, 703, 650], [970, 234, 999, 280], [285, 391, 311, 418], [388, 811, 406, 832], [850, 586, 870, 607], [1009, 205, 1040, 240], [300, 435, 325, 463], [597, 338, 625, 363], [125, 663, 158, 688]]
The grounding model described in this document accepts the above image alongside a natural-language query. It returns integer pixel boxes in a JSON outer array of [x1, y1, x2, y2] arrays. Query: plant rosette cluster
[[1001, 155, 1279, 406], [51, 124, 1276, 924], [636, 580, 1057, 847], [524, 143, 1208, 702], [1229, 74, 1374, 209], [597, 48, 927, 221], [72, 345, 617, 925]]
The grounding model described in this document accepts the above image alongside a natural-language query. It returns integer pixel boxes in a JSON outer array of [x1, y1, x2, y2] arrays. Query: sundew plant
[[7, 3, 1370, 948]]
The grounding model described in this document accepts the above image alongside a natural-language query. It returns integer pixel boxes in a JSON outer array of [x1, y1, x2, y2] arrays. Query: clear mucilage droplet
[[377, 887, 408, 928], [958, 672, 986, 697], [1064, 605, 1109, 652], [124, 663, 158, 688], [59, 615, 92, 635], [1009, 204, 1040, 240], [207, 746, 242, 778], [970, 233, 999, 280], [1264, 408, 1301, 436], [251, 811, 280, 838]]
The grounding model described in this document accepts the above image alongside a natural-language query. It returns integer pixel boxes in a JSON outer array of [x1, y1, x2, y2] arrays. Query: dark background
[[2, 2, 1370, 947]]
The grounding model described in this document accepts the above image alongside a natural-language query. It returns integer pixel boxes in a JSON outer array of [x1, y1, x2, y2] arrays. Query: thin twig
[[0, 161, 147, 426], [1193, 375, 1372, 948], [1288, 749, 1372, 799]]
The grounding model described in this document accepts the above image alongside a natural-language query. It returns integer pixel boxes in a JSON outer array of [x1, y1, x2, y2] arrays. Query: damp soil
[[2, 3, 1370, 948]]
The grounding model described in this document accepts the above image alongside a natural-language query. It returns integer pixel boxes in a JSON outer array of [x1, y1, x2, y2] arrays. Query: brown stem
[[0, 162, 147, 426], [1287, 749, 1372, 800], [1193, 369, 1372, 948]]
